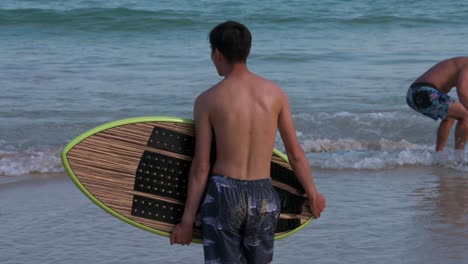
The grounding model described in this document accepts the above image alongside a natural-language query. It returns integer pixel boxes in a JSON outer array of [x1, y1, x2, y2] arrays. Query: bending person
[[406, 57, 468, 160]]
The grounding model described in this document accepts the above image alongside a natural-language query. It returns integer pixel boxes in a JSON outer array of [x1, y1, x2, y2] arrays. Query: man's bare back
[[197, 71, 283, 180], [415, 56, 468, 94]]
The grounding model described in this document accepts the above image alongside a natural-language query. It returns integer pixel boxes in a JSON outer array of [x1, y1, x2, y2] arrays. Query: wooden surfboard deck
[[61, 116, 313, 243]]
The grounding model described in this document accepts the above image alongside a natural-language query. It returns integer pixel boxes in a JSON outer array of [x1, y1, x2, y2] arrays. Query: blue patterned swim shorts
[[406, 82, 455, 120], [201, 175, 280, 264]]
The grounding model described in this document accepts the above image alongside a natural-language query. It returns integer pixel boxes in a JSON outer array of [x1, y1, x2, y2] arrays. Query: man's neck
[[223, 63, 249, 78]]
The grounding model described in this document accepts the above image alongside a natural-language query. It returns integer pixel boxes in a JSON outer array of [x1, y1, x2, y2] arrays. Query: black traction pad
[[134, 151, 190, 201], [131, 195, 184, 224], [147, 126, 195, 156]]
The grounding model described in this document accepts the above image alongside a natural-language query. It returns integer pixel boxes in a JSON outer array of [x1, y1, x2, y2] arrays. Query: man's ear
[[213, 48, 224, 62]]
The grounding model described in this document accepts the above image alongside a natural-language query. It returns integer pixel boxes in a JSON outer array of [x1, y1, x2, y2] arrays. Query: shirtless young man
[[406, 57, 468, 159], [170, 21, 326, 263]]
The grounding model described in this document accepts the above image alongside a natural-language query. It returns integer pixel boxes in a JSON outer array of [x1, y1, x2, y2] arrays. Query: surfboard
[[61, 116, 314, 243]]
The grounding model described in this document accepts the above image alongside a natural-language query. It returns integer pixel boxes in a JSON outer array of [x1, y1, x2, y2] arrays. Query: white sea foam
[[277, 129, 467, 171], [294, 111, 407, 122], [308, 149, 434, 170], [302, 138, 422, 153], [307, 147, 468, 171], [275, 110, 468, 170], [1, 139, 467, 177], [0, 147, 63, 176]]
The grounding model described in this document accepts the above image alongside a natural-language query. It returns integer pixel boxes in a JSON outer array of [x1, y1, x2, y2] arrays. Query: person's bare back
[[415, 56, 468, 94], [198, 71, 282, 180]]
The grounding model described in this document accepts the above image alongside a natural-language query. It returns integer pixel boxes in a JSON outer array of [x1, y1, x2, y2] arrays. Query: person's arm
[[277, 91, 326, 218], [170, 95, 212, 245], [456, 67, 468, 109]]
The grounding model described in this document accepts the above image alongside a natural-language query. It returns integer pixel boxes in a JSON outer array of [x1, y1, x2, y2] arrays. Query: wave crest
[[302, 138, 422, 153], [0, 147, 63, 176]]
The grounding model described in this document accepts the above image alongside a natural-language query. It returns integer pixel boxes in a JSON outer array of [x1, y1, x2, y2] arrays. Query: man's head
[[209, 21, 252, 65]]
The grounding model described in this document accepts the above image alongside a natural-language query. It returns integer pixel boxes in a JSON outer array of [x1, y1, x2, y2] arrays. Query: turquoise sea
[[1, 1, 467, 263]]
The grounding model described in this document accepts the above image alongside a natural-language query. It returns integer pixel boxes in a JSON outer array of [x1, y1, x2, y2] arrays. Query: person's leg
[[201, 176, 247, 263], [445, 101, 468, 151], [436, 118, 455, 151], [202, 226, 245, 263], [455, 86, 468, 151], [454, 119, 468, 150], [243, 179, 280, 264]]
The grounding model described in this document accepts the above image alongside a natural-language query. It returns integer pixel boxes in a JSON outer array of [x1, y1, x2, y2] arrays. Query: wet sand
[[1, 167, 466, 264]]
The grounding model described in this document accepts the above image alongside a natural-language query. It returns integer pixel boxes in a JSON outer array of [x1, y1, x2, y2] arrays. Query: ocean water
[[1, 0, 468, 177], [1, 0, 467, 263]]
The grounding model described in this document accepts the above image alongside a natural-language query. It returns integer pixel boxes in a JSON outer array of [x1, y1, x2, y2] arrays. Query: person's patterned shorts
[[406, 82, 455, 121], [201, 175, 280, 264]]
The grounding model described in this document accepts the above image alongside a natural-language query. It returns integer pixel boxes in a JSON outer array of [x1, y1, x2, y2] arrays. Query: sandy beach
[[1, 167, 466, 264]]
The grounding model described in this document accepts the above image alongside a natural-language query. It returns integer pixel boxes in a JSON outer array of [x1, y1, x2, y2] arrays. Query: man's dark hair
[[209, 21, 252, 64]]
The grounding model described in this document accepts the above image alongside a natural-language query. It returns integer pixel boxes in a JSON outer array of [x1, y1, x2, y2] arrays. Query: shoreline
[[0, 172, 67, 188]]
